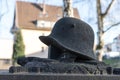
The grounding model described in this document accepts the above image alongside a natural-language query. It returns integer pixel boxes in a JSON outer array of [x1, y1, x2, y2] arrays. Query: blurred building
[[105, 34, 120, 52], [0, 1, 80, 69], [11, 1, 80, 58], [0, 39, 13, 69], [112, 34, 120, 52], [104, 34, 120, 58], [104, 43, 112, 52]]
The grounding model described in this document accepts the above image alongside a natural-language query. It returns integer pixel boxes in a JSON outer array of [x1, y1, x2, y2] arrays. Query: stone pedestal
[[0, 73, 120, 80]]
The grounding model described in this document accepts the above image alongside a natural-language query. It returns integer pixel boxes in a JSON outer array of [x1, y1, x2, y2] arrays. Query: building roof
[[16, 1, 80, 31]]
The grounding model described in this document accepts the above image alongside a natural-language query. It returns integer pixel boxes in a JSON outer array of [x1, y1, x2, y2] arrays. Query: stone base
[[9, 61, 110, 74], [0, 73, 120, 80]]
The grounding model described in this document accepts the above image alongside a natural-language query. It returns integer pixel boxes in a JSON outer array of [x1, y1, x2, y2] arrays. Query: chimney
[[42, 0, 46, 14]]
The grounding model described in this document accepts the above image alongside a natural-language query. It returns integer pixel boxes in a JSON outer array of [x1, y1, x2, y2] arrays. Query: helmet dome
[[39, 17, 96, 60]]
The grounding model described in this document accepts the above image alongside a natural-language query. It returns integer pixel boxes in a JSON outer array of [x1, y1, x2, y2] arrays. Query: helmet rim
[[39, 35, 96, 60]]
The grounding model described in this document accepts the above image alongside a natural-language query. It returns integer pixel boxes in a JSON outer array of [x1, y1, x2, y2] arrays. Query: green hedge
[[12, 29, 25, 65]]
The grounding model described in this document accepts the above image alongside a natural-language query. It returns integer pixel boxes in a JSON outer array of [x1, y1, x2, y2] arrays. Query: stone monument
[[8, 17, 120, 75]]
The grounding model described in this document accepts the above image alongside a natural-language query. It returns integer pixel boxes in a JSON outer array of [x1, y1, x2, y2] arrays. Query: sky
[[0, 0, 15, 39], [0, 0, 120, 44]]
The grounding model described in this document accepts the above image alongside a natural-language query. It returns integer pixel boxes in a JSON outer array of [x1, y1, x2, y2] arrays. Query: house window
[[37, 20, 45, 27], [36, 20, 55, 28], [41, 22, 45, 27], [41, 47, 44, 52]]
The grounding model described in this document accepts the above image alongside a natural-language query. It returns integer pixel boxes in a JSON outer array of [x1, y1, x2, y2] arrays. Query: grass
[[103, 57, 120, 68]]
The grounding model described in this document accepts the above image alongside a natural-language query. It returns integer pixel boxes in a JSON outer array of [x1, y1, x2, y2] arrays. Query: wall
[[0, 39, 13, 59], [21, 29, 50, 58]]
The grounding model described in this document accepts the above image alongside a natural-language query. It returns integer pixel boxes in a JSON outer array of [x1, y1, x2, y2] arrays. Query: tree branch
[[102, 0, 115, 18], [0, 0, 9, 21], [104, 22, 120, 33]]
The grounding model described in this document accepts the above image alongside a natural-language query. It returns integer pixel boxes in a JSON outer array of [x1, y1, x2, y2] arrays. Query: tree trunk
[[96, 0, 116, 61], [63, 0, 73, 17], [96, 0, 104, 61]]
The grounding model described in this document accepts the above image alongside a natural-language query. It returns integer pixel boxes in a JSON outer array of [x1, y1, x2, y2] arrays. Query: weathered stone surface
[[0, 73, 120, 80], [17, 57, 58, 66], [113, 68, 120, 75], [9, 61, 111, 75]]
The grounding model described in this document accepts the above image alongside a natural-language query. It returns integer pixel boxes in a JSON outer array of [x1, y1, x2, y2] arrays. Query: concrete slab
[[0, 73, 120, 80]]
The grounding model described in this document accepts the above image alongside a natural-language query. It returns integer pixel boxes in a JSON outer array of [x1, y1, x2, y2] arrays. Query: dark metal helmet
[[39, 17, 96, 60]]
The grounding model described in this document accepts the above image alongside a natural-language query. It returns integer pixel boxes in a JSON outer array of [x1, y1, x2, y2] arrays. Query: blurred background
[[0, 0, 120, 70]]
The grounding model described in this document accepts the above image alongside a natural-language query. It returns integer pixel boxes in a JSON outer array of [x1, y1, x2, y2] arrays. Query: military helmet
[[39, 17, 96, 60]]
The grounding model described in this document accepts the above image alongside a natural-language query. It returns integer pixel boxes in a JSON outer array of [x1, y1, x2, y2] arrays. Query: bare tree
[[0, 0, 8, 21], [96, 0, 120, 61], [71, 0, 120, 61]]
